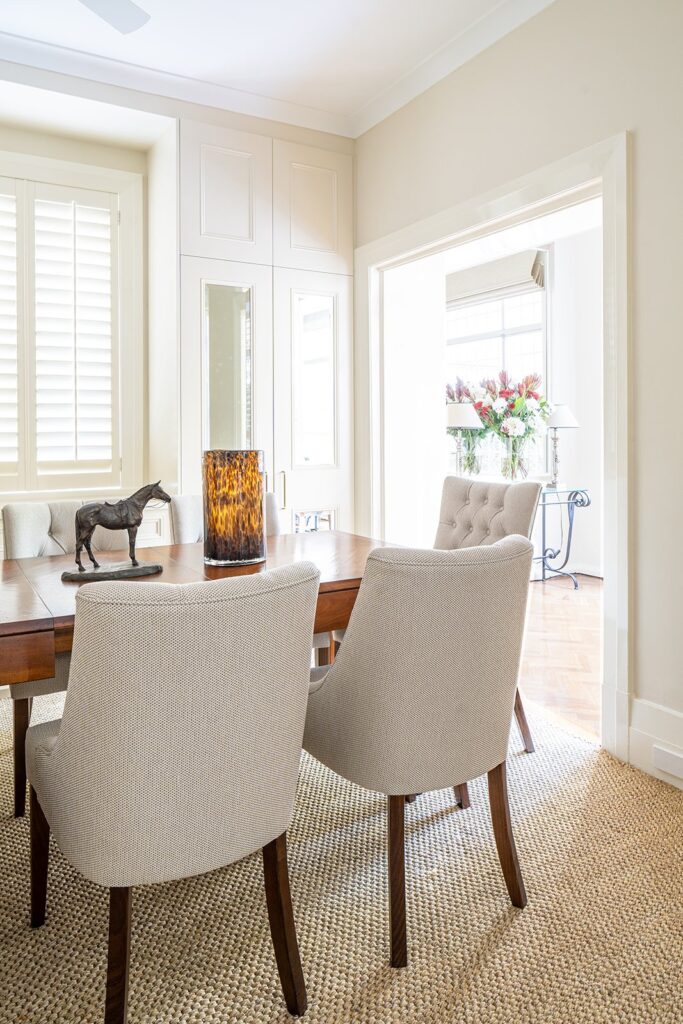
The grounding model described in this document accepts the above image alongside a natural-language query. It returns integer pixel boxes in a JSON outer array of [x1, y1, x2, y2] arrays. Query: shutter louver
[[0, 191, 18, 466], [34, 197, 113, 466]]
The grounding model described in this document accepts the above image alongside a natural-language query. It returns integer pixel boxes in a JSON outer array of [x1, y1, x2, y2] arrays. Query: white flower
[[492, 397, 508, 414], [526, 397, 540, 412], [502, 416, 526, 437]]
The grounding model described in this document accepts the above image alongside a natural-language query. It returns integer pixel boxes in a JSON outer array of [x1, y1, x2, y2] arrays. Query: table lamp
[[202, 450, 266, 565], [546, 405, 578, 488], [446, 402, 483, 476]]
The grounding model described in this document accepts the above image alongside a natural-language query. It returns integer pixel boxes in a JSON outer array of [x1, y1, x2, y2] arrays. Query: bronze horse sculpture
[[74, 482, 171, 572]]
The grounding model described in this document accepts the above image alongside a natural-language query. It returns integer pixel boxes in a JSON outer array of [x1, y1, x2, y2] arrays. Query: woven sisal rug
[[0, 693, 682, 1023]]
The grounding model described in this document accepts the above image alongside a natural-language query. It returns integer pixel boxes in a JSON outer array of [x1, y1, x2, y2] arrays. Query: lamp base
[[204, 554, 266, 567]]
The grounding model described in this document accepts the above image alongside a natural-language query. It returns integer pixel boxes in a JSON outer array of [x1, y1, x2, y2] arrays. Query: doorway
[[354, 136, 629, 758]]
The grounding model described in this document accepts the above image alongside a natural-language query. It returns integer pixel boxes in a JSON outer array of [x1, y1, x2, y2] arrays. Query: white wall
[[548, 228, 603, 577], [147, 123, 179, 493], [382, 253, 446, 546], [355, 0, 683, 786]]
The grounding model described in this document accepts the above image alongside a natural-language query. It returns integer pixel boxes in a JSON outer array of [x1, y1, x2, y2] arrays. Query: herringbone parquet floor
[[520, 574, 602, 740]]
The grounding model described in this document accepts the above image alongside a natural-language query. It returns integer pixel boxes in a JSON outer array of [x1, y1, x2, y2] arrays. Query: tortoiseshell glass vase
[[202, 450, 266, 565]]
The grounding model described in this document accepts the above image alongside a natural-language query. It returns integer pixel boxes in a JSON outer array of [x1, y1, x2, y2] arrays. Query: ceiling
[[0, 0, 556, 138]]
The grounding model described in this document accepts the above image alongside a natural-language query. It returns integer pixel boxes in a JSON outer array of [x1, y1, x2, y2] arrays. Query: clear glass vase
[[501, 436, 529, 480]]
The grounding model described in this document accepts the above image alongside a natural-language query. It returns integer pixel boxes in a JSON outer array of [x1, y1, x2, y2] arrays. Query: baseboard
[[629, 698, 683, 791]]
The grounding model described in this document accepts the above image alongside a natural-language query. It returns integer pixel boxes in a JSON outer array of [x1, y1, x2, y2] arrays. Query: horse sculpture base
[[61, 561, 163, 583]]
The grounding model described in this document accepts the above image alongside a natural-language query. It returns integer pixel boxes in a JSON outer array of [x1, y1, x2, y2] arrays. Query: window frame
[[445, 283, 548, 386], [0, 150, 143, 502]]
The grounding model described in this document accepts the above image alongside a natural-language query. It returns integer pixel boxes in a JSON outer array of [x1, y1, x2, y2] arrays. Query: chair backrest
[[2, 500, 130, 559], [433, 477, 541, 551], [170, 491, 281, 544], [303, 536, 533, 795], [37, 562, 320, 887]]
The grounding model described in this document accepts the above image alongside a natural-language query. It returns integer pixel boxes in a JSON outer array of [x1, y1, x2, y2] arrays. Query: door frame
[[354, 133, 630, 762]]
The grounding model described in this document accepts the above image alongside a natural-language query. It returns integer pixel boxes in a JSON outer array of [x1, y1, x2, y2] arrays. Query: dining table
[[1, 529, 391, 815]]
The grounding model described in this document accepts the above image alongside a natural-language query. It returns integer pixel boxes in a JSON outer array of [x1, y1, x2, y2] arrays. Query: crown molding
[[0, 0, 556, 141], [350, 0, 557, 137], [0, 32, 355, 137]]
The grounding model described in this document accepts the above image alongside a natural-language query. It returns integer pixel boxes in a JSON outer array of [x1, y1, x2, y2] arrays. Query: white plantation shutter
[[0, 173, 125, 494], [33, 184, 118, 482], [0, 184, 18, 477]]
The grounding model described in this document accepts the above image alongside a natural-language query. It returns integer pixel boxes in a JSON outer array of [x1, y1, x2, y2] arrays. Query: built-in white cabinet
[[273, 269, 353, 531], [172, 120, 354, 526], [180, 121, 272, 264], [180, 256, 273, 494], [273, 141, 353, 274]]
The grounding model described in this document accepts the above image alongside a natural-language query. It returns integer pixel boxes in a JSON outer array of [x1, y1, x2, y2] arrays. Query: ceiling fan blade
[[78, 0, 150, 34]]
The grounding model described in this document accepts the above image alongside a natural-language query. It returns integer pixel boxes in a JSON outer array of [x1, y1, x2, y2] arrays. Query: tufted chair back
[[304, 536, 533, 795], [2, 500, 131, 560], [433, 477, 541, 551], [170, 491, 281, 544], [27, 562, 320, 887]]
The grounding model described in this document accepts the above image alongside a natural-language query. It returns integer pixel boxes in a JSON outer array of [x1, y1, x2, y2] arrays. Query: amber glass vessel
[[202, 450, 266, 565]]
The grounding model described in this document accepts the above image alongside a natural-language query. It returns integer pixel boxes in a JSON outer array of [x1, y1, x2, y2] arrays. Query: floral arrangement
[[446, 371, 551, 478]]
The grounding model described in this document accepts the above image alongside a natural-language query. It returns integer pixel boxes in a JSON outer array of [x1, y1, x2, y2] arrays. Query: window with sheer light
[[0, 168, 139, 496], [445, 287, 547, 475]]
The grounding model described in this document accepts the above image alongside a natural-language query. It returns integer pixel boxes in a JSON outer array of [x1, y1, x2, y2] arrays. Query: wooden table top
[[1, 530, 389, 641]]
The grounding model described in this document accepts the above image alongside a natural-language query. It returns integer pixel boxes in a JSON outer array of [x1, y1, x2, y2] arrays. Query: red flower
[[500, 389, 514, 398]]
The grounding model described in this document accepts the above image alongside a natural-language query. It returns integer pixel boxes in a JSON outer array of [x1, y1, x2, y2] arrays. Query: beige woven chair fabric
[[2, 499, 132, 559], [26, 562, 320, 888], [170, 492, 331, 652], [2, 499, 129, 701], [332, 477, 540, 648], [433, 477, 541, 550], [305, 536, 533, 796]]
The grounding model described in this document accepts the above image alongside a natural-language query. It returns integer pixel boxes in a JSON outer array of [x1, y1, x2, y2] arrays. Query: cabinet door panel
[[274, 269, 353, 532], [180, 257, 273, 495], [180, 121, 272, 264], [273, 142, 352, 274]]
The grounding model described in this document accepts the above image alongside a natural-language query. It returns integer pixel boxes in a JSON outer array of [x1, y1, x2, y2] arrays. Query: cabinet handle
[[280, 470, 287, 510]]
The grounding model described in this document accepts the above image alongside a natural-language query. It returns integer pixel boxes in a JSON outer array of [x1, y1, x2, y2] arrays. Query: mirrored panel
[[292, 292, 335, 467], [294, 508, 335, 533], [203, 282, 252, 449]]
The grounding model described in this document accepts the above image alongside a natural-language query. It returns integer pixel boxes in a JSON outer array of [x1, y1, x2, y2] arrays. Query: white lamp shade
[[446, 402, 482, 429], [547, 404, 579, 429]]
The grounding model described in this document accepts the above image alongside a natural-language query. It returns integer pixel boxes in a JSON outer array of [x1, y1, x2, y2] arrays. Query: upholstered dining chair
[[304, 537, 534, 968], [170, 492, 335, 663], [433, 477, 541, 756], [2, 499, 129, 818], [27, 562, 320, 1023]]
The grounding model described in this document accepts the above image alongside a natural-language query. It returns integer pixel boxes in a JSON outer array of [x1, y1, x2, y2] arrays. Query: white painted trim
[[0, 150, 144, 500], [354, 134, 630, 763], [0, 1, 556, 140], [630, 698, 683, 791], [0, 32, 353, 138]]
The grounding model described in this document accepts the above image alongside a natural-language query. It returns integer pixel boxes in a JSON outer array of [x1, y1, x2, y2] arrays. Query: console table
[[535, 487, 591, 589]]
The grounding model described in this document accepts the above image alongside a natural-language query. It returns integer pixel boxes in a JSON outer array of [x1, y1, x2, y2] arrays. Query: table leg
[[13, 697, 31, 818]]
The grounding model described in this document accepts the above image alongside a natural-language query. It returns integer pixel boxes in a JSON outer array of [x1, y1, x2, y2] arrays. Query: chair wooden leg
[[105, 887, 132, 1024], [30, 786, 49, 928], [262, 833, 307, 1017], [487, 761, 527, 909], [388, 795, 407, 968], [514, 689, 535, 753], [453, 783, 471, 809], [13, 698, 31, 818]]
